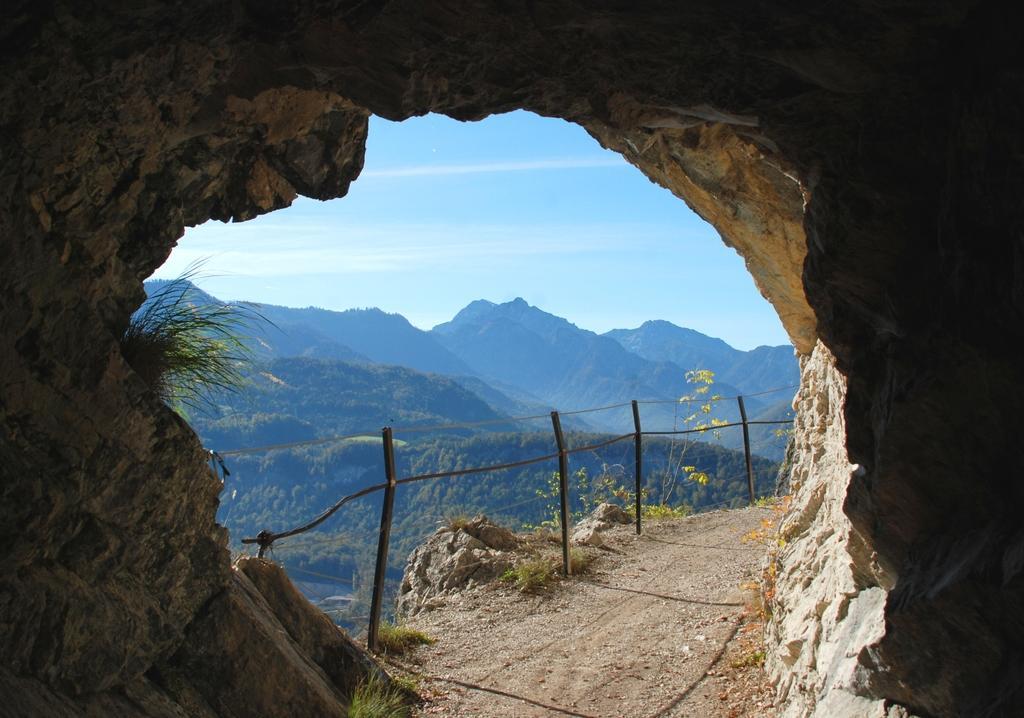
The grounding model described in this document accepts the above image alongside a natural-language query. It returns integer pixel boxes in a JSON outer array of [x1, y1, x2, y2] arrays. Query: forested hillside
[[192, 357, 514, 451], [212, 429, 779, 627]]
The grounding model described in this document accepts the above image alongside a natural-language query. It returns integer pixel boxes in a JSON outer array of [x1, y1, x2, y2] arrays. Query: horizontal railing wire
[[241, 481, 388, 547], [218, 430, 379, 456], [640, 421, 745, 436], [221, 392, 796, 648], [390, 412, 553, 434], [395, 451, 560, 485], [634, 384, 796, 406], [559, 401, 633, 416], [215, 387, 797, 457], [565, 432, 636, 454], [236, 423, 791, 548]]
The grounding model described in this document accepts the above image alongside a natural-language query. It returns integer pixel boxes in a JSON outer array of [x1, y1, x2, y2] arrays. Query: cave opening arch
[[2, 3, 1022, 716]]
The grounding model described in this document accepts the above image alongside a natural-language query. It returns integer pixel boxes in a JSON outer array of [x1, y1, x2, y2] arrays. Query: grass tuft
[[120, 264, 266, 413], [730, 649, 766, 669], [569, 547, 596, 575], [642, 503, 692, 520], [390, 673, 422, 697], [376, 622, 435, 655], [347, 673, 409, 718], [501, 558, 557, 592], [444, 514, 472, 531]]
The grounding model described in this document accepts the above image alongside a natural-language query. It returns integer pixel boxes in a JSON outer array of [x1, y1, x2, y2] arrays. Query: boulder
[[571, 503, 633, 545], [397, 516, 517, 617]]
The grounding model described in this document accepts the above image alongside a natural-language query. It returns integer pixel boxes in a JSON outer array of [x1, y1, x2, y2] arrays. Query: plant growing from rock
[[120, 268, 265, 414], [530, 465, 635, 531]]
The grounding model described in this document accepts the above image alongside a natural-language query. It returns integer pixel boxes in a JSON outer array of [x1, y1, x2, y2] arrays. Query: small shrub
[[444, 514, 472, 531], [121, 268, 265, 413], [501, 558, 556, 592], [347, 673, 409, 718], [390, 673, 421, 697], [569, 548, 595, 575], [376, 622, 435, 655], [730, 649, 766, 669], [642, 503, 692, 520]]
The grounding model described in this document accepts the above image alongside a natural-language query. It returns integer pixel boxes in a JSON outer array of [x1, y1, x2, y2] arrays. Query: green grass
[[569, 548, 596, 574], [642, 503, 693, 520], [730, 649, 766, 669], [347, 674, 409, 718], [501, 558, 557, 592], [444, 514, 472, 531], [376, 622, 436, 655], [121, 266, 265, 412], [389, 673, 421, 697]]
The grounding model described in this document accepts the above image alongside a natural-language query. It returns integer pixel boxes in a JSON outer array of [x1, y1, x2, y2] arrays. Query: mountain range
[[142, 281, 797, 620], [145, 281, 797, 456]]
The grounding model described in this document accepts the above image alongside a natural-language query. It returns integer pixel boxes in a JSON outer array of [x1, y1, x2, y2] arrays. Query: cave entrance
[[156, 110, 790, 350], [150, 109, 801, 629]]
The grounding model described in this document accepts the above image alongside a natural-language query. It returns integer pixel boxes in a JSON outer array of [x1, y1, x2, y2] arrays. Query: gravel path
[[391, 507, 777, 718]]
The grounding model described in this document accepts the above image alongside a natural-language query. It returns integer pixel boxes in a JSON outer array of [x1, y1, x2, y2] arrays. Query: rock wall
[[0, 559, 385, 717], [2, 2, 1023, 716], [766, 343, 897, 717]]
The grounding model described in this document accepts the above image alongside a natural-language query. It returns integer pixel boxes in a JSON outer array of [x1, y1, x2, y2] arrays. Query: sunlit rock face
[[766, 343, 895, 717], [2, 2, 1022, 715]]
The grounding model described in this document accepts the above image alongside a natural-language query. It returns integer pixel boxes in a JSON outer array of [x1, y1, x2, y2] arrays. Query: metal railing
[[212, 388, 795, 651]]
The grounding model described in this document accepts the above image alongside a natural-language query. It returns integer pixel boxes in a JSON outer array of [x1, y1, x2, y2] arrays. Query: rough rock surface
[[0, 559, 385, 717], [398, 516, 519, 617], [571, 502, 634, 546], [149, 557, 388, 717], [765, 343, 899, 717], [2, 3, 1023, 716]]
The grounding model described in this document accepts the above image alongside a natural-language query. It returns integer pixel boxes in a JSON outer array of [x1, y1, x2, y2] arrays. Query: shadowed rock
[[1, 3, 1022, 716]]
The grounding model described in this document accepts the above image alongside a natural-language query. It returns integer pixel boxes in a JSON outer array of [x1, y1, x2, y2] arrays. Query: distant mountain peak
[[434, 296, 581, 341]]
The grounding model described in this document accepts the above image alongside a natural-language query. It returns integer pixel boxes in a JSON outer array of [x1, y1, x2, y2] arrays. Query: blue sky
[[155, 111, 790, 350]]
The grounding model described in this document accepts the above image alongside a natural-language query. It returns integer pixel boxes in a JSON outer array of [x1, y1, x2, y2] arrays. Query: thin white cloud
[[155, 220, 703, 279], [361, 157, 625, 178]]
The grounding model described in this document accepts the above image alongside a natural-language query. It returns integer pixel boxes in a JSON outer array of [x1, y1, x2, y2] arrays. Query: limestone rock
[[0, 559, 388, 717], [572, 502, 633, 545], [572, 527, 604, 547], [2, 3, 1023, 716], [765, 344, 895, 717], [590, 503, 633, 526], [397, 517, 517, 617], [152, 559, 360, 717], [459, 515, 520, 551]]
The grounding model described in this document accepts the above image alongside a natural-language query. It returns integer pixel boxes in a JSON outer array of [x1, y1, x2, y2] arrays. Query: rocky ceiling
[[1, 1, 1021, 716]]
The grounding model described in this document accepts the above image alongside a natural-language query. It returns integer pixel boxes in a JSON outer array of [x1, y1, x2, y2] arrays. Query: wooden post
[[550, 411, 572, 576], [737, 396, 755, 505], [367, 426, 398, 652], [631, 400, 643, 535]]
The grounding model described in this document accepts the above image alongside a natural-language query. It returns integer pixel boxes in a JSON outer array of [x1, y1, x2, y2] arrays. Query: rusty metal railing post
[[737, 396, 755, 505], [550, 411, 572, 576], [631, 400, 643, 535], [367, 426, 397, 652]]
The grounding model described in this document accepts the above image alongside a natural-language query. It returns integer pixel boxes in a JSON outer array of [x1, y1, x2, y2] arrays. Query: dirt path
[[392, 507, 777, 718]]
